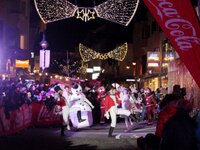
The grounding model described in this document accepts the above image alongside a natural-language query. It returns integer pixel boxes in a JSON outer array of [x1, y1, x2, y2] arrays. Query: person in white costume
[[121, 88, 135, 130], [69, 84, 94, 127]]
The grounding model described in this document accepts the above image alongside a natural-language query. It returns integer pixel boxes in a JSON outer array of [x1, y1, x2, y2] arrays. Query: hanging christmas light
[[77, 61, 88, 74], [79, 43, 128, 62], [34, 0, 139, 26]]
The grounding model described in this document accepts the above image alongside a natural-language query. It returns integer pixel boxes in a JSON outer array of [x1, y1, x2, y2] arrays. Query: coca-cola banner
[[32, 103, 62, 126], [144, 0, 200, 87], [0, 103, 62, 136], [0, 104, 32, 136]]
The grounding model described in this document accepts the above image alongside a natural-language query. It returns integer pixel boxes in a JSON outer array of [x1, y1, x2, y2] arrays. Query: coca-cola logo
[[37, 105, 61, 122], [148, 0, 200, 51]]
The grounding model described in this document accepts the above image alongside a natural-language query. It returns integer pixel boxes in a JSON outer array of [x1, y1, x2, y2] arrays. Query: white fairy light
[[34, 0, 78, 23], [94, 0, 140, 26]]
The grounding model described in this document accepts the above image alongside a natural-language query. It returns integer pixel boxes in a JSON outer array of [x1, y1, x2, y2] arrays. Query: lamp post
[[40, 32, 48, 83]]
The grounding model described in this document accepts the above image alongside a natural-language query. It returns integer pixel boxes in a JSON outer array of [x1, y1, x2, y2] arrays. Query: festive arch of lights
[[34, 0, 139, 26], [79, 43, 128, 62]]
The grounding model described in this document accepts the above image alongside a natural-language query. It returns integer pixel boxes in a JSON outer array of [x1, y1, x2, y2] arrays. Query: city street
[[0, 121, 156, 150]]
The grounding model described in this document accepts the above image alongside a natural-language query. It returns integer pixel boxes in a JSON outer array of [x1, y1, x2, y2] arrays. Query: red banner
[[0, 103, 62, 136], [144, 0, 200, 87], [0, 104, 32, 136]]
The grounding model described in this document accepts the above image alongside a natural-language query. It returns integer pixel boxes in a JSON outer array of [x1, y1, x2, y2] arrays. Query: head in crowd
[[129, 84, 138, 93], [122, 88, 130, 95], [172, 84, 182, 98], [176, 99, 193, 114], [105, 84, 116, 95], [172, 84, 187, 99], [144, 87, 152, 95], [97, 86, 106, 95], [159, 94, 178, 110]]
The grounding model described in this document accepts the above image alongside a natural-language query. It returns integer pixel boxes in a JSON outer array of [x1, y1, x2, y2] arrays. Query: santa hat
[[112, 83, 120, 89]]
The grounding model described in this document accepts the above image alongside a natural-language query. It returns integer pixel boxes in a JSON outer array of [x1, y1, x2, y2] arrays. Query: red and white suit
[[56, 93, 70, 127], [104, 94, 131, 128]]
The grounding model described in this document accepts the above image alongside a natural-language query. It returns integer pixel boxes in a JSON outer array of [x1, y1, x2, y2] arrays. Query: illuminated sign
[[147, 52, 160, 68], [163, 52, 175, 61], [147, 62, 159, 67], [147, 52, 160, 61], [15, 59, 29, 68]]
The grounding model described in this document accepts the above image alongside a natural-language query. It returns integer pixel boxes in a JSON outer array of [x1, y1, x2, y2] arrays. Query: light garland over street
[[79, 43, 128, 62], [34, 0, 139, 26]]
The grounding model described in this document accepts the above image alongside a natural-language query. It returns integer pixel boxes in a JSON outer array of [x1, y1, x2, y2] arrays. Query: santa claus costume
[[143, 88, 158, 125]]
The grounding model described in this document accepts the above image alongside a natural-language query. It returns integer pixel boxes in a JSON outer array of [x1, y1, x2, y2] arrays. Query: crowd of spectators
[[0, 78, 57, 119]]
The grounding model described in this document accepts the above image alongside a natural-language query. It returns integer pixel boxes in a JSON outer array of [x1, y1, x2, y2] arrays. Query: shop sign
[[15, 59, 29, 68]]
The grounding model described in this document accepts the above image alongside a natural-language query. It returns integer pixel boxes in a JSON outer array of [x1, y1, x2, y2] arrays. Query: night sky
[[33, 0, 147, 53]]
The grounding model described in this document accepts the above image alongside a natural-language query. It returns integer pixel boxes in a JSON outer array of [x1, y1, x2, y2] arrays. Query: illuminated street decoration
[[77, 61, 88, 74], [34, 0, 139, 26], [76, 8, 96, 22], [79, 43, 128, 62]]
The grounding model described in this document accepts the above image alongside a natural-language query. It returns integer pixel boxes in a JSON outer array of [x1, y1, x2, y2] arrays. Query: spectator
[[155, 94, 178, 138], [160, 99, 198, 150]]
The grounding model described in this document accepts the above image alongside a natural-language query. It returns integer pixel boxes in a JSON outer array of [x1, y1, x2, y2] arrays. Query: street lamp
[[40, 32, 48, 83], [40, 33, 48, 50]]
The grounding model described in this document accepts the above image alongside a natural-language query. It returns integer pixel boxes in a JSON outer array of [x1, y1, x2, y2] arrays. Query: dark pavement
[[0, 121, 156, 150]]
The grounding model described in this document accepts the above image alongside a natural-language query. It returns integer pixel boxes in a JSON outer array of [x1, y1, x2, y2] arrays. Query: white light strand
[[34, 0, 139, 26]]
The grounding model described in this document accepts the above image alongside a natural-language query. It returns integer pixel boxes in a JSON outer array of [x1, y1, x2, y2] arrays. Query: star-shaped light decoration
[[76, 8, 96, 22], [87, 9, 96, 21], [76, 9, 85, 21]]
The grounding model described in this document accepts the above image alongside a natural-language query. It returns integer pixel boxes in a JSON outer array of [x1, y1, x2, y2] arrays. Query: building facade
[[0, 0, 36, 77]]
